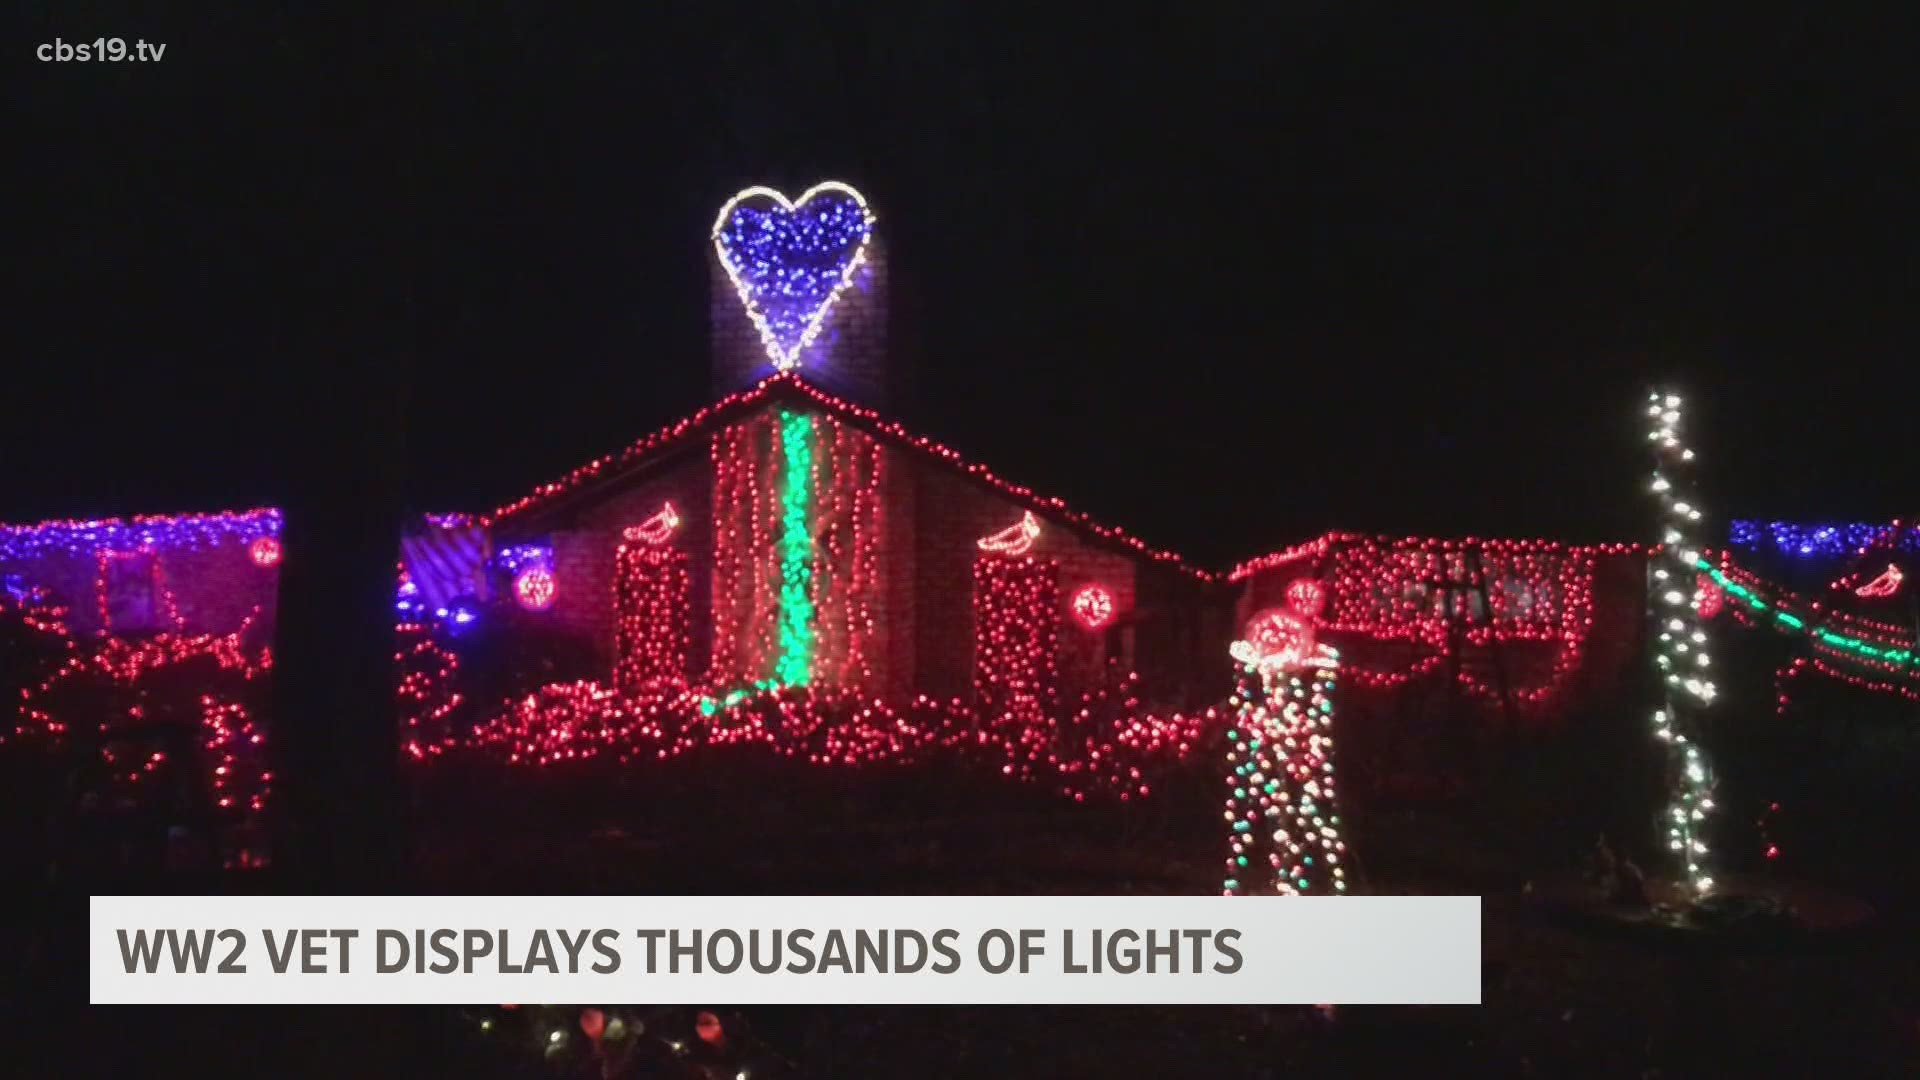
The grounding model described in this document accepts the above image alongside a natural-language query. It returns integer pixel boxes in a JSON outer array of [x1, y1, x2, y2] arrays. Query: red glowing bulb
[[514, 566, 556, 611], [1071, 583, 1116, 630], [695, 1011, 725, 1047], [248, 536, 282, 568], [1285, 577, 1325, 618], [1696, 574, 1724, 619]]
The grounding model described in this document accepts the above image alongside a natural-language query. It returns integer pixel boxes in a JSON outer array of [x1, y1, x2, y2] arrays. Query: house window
[[100, 551, 159, 633]]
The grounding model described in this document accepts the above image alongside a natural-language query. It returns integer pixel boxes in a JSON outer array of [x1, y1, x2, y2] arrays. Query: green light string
[[696, 678, 783, 717], [1695, 558, 1916, 669], [774, 408, 816, 686], [695, 409, 818, 715]]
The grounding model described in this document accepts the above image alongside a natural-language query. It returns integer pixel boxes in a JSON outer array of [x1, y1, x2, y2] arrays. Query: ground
[[14, 744, 1919, 1078]]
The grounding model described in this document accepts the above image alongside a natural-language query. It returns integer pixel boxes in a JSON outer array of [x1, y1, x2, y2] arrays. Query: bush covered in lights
[[456, 663, 1211, 803], [4, 591, 275, 870]]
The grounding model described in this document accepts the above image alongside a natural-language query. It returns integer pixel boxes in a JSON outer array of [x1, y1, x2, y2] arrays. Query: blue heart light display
[[711, 182, 875, 371]]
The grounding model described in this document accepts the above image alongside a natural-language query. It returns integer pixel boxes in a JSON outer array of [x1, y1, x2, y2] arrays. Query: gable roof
[[486, 372, 1215, 581]]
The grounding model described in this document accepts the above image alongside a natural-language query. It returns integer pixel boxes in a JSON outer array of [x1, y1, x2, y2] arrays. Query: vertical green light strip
[[774, 409, 816, 685]]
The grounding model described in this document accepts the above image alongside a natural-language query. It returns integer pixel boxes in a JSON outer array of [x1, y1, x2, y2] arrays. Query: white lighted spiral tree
[[1646, 390, 1718, 896], [1222, 582, 1349, 897]]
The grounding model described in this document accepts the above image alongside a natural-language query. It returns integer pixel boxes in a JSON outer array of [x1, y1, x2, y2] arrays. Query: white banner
[[90, 894, 1480, 1005]]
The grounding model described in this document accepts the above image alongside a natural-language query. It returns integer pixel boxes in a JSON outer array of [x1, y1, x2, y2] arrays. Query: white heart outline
[[711, 181, 877, 371]]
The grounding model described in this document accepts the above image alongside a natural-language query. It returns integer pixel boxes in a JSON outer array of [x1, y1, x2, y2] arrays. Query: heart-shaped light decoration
[[712, 181, 876, 371]]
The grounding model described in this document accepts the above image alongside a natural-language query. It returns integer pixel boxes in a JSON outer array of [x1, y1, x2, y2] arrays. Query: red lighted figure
[[248, 535, 282, 568]]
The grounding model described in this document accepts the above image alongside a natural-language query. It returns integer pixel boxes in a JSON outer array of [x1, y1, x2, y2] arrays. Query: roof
[[0, 508, 282, 561], [1227, 532, 1654, 583], [485, 371, 1216, 581]]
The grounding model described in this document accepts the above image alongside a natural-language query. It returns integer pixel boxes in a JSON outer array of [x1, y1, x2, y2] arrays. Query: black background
[[11, 7, 1914, 567]]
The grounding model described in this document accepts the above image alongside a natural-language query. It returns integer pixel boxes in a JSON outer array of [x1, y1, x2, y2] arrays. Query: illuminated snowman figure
[[1222, 578, 1349, 896]]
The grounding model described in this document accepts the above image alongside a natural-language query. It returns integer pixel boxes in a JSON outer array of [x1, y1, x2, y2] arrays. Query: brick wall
[[907, 457, 1157, 704], [1230, 539, 1650, 721], [162, 543, 280, 633], [1134, 564, 1234, 707], [880, 440, 917, 701], [2, 543, 276, 638], [509, 402, 1218, 710], [710, 235, 891, 410], [542, 446, 714, 677]]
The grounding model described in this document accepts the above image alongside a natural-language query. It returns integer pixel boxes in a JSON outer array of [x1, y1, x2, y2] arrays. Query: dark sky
[[10, 7, 1913, 567]]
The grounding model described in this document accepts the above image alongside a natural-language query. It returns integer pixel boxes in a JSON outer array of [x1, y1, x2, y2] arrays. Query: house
[[471, 181, 1231, 717], [2, 182, 1684, 758], [0, 509, 282, 638]]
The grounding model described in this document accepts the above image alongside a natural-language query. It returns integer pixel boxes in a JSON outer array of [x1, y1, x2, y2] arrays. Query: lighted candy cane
[[1222, 584, 1349, 897]]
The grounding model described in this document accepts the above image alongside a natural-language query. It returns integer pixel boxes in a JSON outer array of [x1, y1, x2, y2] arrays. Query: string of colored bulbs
[[1645, 390, 1718, 896]]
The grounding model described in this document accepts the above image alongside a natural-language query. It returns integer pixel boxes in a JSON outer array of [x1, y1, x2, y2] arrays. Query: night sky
[[12, 8, 1912, 567]]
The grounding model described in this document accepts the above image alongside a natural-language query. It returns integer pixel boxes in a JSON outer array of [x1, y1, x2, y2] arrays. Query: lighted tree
[[1644, 390, 1719, 895], [1222, 592, 1349, 896]]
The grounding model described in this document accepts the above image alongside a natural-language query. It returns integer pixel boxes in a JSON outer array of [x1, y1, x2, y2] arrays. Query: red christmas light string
[[14, 607, 275, 837], [1232, 533, 1614, 715], [613, 543, 692, 695], [487, 372, 1211, 581], [973, 553, 1063, 782], [454, 673, 1205, 803], [397, 622, 465, 759]]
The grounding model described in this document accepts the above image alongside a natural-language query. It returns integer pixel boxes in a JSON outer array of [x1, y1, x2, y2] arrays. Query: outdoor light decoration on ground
[[444, 515, 1204, 801], [1645, 390, 1718, 896], [13, 599, 276, 841], [397, 623, 463, 759], [1222, 589, 1348, 897]]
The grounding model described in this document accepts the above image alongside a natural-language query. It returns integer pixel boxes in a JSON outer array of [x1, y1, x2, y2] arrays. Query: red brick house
[[482, 376, 1229, 714]]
